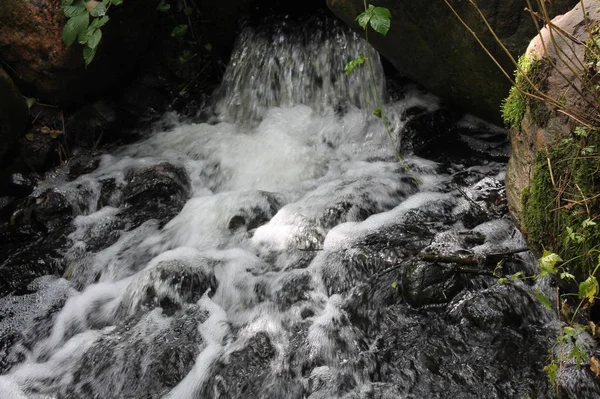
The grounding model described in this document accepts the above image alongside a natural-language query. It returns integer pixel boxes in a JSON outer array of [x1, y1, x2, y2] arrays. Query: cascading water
[[1, 10, 600, 399]]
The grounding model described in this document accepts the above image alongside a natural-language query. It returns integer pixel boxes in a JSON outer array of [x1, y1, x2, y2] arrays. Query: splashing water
[[1, 11, 598, 399]]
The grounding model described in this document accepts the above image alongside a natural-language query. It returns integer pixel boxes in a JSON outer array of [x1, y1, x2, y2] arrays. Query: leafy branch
[[62, 0, 124, 66]]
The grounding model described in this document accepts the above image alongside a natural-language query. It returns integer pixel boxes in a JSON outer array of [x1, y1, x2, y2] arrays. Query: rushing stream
[[1, 10, 600, 399]]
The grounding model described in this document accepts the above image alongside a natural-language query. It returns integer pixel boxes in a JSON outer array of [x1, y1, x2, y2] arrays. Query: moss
[[522, 129, 600, 276], [501, 54, 550, 129]]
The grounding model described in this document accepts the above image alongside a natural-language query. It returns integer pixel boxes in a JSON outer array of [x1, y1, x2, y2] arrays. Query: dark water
[[1, 12, 599, 399]]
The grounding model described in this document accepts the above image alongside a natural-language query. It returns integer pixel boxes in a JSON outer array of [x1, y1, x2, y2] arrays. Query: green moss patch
[[522, 128, 600, 277], [501, 54, 549, 129]]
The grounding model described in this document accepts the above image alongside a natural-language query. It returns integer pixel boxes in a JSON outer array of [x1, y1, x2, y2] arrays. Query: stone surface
[[0, 68, 29, 165], [326, 0, 577, 124], [506, 1, 600, 229]]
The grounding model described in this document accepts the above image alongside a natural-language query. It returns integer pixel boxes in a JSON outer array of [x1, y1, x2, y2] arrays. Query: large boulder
[[0, 68, 28, 164], [0, 0, 158, 105], [326, 0, 576, 124], [505, 1, 600, 257]]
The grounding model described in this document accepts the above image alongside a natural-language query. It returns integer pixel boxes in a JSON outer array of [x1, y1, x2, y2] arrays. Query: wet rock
[[200, 332, 277, 398], [400, 108, 458, 155], [30, 189, 74, 233], [401, 260, 462, 307], [274, 271, 313, 310], [319, 199, 455, 296], [61, 305, 208, 399], [0, 68, 29, 165], [454, 177, 508, 229], [370, 283, 553, 398], [118, 260, 218, 318], [67, 153, 102, 180], [0, 238, 67, 297], [121, 162, 191, 228]]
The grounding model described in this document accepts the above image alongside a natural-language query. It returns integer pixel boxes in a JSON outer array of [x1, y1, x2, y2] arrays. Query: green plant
[[61, 0, 124, 66], [501, 54, 544, 129], [344, 2, 417, 181]]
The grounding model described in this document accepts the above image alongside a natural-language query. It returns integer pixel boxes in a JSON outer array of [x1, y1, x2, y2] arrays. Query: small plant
[[345, 2, 417, 180], [61, 0, 124, 66]]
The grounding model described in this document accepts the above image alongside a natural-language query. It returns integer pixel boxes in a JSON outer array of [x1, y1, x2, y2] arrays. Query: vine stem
[[360, 1, 420, 184]]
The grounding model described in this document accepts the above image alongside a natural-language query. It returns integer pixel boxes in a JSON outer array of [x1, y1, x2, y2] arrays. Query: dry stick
[[463, 0, 596, 127], [575, 183, 592, 216], [547, 155, 557, 187]]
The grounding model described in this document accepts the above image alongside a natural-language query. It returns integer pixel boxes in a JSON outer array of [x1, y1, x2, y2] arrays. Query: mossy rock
[[522, 129, 600, 276]]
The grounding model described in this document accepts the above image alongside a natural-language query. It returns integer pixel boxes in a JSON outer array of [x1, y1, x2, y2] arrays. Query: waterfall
[[1, 8, 597, 399]]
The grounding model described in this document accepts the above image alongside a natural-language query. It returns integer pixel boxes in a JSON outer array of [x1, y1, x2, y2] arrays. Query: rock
[[121, 162, 191, 228], [506, 2, 600, 232], [0, 0, 157, 105], [0, 68, 29, 164], [199, 332, 277, 398], [326, 0, 577, 123], [400, 108, 459, 156], [118, 260, 218, 317], [62, 306, 209, 399], [401, 260, 461, 307]]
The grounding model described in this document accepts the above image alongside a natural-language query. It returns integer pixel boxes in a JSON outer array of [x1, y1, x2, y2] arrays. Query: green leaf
[[24, 97, 36, 110], [62, 0, 75, 6], [83, 45, 97, 66], [78, 25, 93, 45], [109, 0, 123, 5], [574, 126, 588, 137], [391, 281, 398, 289], [63, 0, 86, 17], [373, 108, 383, 118], [369, 6, 391, 36], [184, 7, 193, 16], [539, 250, 562, 276], [497, 277, 508, 285], [569, 344, 589, 367], [63, 11, 90, 47], [157, 0, 170, 12], [90, 1, 106, 17], [582, 218, 597, 228], [171, 24, 189, 38], [534, 289, 553, 310], [560, 272, 576, 281], [344, 55, 366, 75], [579, 276, 599, 303], [87, 28, 102, 49], [356, 5, 374, 30], [91, 15, 110, 28]]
